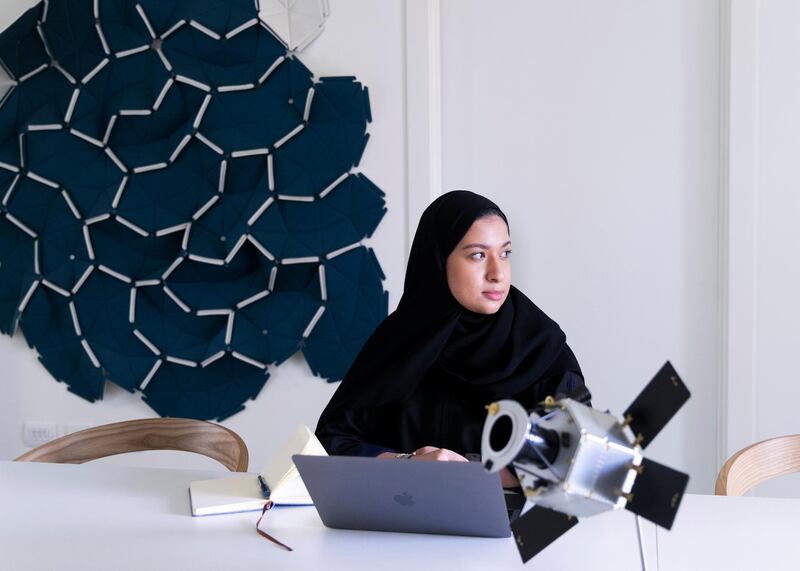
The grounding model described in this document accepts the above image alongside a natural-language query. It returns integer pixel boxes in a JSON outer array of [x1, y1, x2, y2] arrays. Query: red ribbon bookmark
[[255, 501, 294, 551]]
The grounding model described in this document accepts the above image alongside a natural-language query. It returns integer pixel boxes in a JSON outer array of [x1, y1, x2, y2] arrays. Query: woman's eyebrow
[[461, 241, 512, 250]]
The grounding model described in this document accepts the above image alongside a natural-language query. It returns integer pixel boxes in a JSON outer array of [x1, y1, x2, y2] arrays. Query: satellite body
[[481, 362, 691, 563], [487, 398, 643, 518]]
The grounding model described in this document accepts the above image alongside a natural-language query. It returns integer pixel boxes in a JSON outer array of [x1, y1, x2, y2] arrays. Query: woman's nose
[[486, 259, 505, 282]]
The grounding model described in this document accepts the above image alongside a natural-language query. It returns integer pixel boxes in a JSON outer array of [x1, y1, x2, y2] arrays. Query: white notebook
[[189, 424, 327, 516]]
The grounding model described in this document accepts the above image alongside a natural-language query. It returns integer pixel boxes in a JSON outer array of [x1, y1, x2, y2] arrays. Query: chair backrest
[[715, 434, 800, 496], [14, 418, 249, 472]]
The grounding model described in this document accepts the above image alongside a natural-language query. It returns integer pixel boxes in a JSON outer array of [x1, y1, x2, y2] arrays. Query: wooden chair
[[715, 435, 800, 496], [14, 418, 249, 472]]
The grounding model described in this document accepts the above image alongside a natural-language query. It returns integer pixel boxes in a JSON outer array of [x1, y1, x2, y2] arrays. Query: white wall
[[723, 0, 800, 497], [0, 0, 409, 470], [753, 0, 800, 496], [4, 0, 800, 498], [439, 0, 721, 493]]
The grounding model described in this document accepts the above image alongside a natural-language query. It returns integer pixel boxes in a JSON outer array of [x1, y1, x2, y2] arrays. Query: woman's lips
[[482, 291, 504, 301]]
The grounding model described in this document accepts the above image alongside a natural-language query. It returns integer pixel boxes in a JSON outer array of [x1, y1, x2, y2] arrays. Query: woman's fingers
[[499, 467, 520, 488], [411, 447, 469, 462], [413, 446, 439, 455], [442, 449, 469, 462]]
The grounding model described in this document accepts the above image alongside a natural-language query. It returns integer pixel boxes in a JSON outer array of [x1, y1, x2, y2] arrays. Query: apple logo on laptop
[[394, 492, 415, 507]]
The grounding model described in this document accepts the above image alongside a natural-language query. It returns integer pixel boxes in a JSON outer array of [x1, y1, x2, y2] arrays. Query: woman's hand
[[499, 468, 519, 488], [410, 446, 469, 462], [376, 446, 468, 461], [377, 447, 518, 488], [414, 451, 518, 487]]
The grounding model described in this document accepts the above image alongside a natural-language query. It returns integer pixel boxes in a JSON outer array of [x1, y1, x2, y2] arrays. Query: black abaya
[[315, 191, 590, 456]]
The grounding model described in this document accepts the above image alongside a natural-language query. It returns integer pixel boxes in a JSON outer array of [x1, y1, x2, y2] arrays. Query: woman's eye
[[470, 252, 485, 260], [502, 250, 512, 258]]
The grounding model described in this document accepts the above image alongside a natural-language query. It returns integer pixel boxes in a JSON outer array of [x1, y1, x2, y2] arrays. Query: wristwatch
[[395, 452, 416, 460]]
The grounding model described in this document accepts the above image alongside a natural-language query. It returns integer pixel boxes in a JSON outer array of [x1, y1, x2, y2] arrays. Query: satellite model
[[481, 362, 690, 564]]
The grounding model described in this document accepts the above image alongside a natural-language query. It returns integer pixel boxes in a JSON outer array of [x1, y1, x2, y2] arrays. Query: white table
[[656, 493, 800, 569], [0, 461, 796, 570]]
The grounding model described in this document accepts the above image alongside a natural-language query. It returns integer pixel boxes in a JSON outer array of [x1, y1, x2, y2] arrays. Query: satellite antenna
[[481, 361, 691, 566]]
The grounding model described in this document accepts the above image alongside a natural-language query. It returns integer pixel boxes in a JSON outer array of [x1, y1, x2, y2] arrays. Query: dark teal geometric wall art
[[0, 0, 387, 420]]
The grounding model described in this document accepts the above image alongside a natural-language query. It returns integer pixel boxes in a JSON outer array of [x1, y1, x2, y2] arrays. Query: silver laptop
[[292, 455, 511, 538]]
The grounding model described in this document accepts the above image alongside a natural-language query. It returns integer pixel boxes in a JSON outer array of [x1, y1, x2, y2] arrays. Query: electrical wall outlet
[[22, 421, 59, 447]]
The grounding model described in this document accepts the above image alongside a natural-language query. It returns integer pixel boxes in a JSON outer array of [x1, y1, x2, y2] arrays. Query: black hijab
[[316, 191, 577, 433]]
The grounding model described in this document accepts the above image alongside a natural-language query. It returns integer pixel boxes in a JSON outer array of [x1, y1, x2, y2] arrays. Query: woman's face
[[446, 215, 511, 314]]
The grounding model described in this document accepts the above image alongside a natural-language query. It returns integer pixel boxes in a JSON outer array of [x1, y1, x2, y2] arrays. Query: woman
[[315, 191, 590, 485]]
